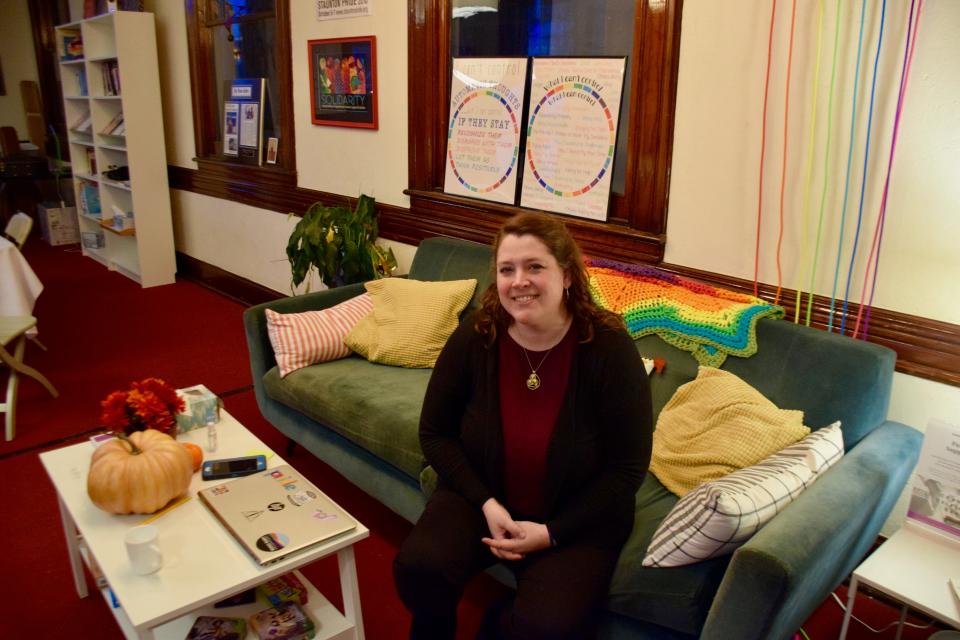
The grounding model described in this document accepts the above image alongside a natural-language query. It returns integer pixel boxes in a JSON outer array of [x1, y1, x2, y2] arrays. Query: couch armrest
[[242, 283, 367, 385], [700, 420, 922, 640]]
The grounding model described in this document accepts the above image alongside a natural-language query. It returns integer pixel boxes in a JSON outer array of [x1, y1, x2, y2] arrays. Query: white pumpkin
[[87, 430, 193, 514]]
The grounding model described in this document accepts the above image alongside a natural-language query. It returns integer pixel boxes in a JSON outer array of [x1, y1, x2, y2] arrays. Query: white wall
[[0, 1, 40, 141], [145, 2, 956, 529], [666, 0, 960, 325], [149, 1, 410, 294]]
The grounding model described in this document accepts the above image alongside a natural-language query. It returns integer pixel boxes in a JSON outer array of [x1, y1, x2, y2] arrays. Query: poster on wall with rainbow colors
[[520, 57, 626, 221], [443, 58, 528, 205]]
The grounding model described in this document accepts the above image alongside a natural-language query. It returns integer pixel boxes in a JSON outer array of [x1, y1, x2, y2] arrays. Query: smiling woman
[[495, 233, 571, 349], [394, 211, 653, 640]]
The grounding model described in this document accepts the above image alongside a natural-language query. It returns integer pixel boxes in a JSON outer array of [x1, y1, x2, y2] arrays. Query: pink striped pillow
[[265, 294, 374, 377]]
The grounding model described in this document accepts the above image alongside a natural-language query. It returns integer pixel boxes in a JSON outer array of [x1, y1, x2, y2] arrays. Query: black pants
[[393, 488, 623, 640]]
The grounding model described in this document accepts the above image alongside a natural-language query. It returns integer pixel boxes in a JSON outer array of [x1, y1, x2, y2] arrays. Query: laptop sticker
[[286, 490, 318, 507], [256, 532, 289, 552]]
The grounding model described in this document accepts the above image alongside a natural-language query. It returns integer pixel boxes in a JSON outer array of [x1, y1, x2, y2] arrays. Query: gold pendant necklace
[[522, 347, 553, 391]]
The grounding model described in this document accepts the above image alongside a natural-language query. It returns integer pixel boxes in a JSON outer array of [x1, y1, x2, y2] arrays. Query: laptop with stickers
[[198, 464, 357, 566]]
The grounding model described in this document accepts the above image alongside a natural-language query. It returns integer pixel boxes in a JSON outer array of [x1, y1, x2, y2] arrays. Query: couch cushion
[[262, 357, 431, 479], [633, 319, 895, 450], [265, 293, 373, 377], [607, 474, 730, 635], [344, 278, 477, 368], [651, 366, 810, 496], [643, 454, 813, 568], [408, 237, 493, 313]]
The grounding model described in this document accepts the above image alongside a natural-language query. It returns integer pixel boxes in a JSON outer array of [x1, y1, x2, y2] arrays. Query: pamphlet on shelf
[[908, 419, 960, 538], [224, 102, 239, 157]]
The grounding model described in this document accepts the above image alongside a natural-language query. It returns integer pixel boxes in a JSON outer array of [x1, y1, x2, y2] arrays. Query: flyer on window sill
[[908, 418, 960, 538]]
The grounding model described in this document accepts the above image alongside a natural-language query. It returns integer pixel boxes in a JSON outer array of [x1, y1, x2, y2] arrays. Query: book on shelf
[[80, 183, 101, 215], [101, 112, 124, 135], [258, 573, 309, 607], [249, 602, 315, 640], [185, 615, 246, 640], [78, 68, 88, 96], [60, 31, 83, 61], [100, 61, 121, 96], [70, 113, 93, 133], [85, 148, 98, 175]]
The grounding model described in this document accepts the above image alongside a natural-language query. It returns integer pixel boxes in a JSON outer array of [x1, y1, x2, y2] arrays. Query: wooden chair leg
[[3, 337, 24, 441], [0, 337, 58, 399]]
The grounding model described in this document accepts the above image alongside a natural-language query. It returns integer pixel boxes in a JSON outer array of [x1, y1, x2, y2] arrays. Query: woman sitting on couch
[[394, 212, 653, 639]]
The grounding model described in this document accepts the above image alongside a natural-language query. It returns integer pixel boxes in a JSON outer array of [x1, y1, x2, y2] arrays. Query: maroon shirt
[[498, 326, 576, 518]]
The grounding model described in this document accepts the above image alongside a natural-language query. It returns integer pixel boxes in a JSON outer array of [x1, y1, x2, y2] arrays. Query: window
[[184, 0, 295, 188], [397, 0, 682, 263]]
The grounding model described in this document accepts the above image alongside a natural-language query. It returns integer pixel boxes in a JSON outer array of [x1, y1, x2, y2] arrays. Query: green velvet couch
[[244, 236, 922, 639]]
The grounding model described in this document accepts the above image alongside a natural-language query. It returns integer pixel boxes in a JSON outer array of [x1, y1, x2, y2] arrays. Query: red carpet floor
[[1, 238, 946, 639]]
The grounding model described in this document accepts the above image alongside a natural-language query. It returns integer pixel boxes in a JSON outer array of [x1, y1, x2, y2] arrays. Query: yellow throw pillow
[[650, 366, 810, 496], [344, 278, 477, 368]]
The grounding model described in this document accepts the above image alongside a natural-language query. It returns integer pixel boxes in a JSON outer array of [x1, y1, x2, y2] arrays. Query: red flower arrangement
[[100, 378, 185, 437]]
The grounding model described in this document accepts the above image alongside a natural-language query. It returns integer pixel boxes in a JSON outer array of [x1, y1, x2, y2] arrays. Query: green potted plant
[[286, 194, 397, 291]]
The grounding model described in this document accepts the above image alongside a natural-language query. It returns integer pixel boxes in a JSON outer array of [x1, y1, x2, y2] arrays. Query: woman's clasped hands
[[481, 497, 551, 561]]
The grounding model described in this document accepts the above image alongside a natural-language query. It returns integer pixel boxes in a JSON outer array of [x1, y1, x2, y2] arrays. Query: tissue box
[[175, 384, 222, 433]]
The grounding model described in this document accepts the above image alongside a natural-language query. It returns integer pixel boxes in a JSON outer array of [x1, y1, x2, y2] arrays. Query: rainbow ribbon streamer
[[587, 258, 785, 367]]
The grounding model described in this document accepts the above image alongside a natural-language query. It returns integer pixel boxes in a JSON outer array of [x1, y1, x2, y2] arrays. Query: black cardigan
[[420, 316, 653, 546]]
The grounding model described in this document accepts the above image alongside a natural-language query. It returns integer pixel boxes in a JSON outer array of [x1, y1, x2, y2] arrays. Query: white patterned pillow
[[775, 421, 844, 475], [642, 421, 845, 568], [266, 294, 373, 377]]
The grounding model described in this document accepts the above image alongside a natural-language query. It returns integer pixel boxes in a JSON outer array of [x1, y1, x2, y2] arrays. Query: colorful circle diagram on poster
[[443, 58, 529, 205], [519, 58, 626, 221]]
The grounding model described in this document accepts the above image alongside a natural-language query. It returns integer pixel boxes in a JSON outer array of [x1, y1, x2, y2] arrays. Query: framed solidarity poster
[[308, 36, 378, 129], [520, 57, 626, 221], [443, 58, 528, 205]]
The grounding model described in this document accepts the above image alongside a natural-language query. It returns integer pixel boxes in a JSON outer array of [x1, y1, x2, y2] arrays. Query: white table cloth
[[0, 236, 43, 315], [0, 236, 43, 336]]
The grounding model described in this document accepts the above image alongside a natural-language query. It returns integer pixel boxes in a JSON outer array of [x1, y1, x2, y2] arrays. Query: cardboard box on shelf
[[176, 384, 223, 433], [37, 203, 80, 245]]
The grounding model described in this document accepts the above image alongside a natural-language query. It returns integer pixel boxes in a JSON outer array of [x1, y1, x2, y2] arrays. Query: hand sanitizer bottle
[[207, 420, 217, 452]]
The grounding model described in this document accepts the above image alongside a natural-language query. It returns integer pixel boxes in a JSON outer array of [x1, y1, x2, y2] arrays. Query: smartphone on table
[[201, 455, 267, 481]]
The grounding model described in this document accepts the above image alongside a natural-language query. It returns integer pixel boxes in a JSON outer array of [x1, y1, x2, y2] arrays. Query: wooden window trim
[[390, 0, 683, 262], [184, 0, 297, 189]]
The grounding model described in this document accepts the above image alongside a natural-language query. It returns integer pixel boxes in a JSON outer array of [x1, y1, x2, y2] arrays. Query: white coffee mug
[[124, 524, 162, 575]]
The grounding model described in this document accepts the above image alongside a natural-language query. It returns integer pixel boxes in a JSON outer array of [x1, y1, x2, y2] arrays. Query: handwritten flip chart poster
[[444, 58, 528, 205], [520, 58, 626, 221]]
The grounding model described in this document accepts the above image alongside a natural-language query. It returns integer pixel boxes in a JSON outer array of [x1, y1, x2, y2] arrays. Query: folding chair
[[4, 212, 33, 248], [1, 316, 59, 441]]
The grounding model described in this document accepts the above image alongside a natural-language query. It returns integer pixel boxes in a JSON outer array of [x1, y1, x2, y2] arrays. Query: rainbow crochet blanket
[[586, 258, 784, 367]]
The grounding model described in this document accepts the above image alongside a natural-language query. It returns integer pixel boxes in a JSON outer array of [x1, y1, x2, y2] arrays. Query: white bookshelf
[[56, 11, 175, 288]]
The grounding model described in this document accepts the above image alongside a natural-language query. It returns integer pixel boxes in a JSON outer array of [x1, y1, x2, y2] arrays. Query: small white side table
[[840, 521, 960, 640]]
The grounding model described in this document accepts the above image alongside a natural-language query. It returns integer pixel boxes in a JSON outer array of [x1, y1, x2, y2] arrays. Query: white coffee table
[[40, 409, 369, 640], [839, 520, 960, 639]]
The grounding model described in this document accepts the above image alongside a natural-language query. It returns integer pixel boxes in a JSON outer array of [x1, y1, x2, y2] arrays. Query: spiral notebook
[[199, 464, 357, 566]]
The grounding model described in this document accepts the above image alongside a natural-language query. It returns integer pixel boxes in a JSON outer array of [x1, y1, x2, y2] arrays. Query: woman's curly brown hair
[[475, 212, 624, 345]]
